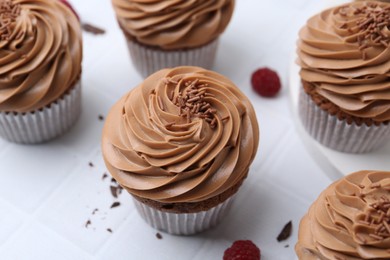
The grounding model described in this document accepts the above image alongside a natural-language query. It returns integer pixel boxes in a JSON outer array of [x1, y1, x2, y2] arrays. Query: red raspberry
[[251, 67, 281, 97], [223, 240, 261, 260], [58, 0, 80, 20]]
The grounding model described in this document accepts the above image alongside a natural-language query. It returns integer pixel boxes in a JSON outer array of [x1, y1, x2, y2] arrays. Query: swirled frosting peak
[[296, 170, 390, 259], [297, 1, 390, 122], [0, 0, 82, 113], [111, 0, 235, 50], [102, 66, 259, 203]]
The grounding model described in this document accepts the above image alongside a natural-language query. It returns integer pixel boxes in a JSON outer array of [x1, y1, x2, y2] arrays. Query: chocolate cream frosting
[[111, 0, 235, 50], [297, 1, 390, 122], [296, 170, 390, 260], [0, 0, 82, 113], [102, 67, 259, 203]]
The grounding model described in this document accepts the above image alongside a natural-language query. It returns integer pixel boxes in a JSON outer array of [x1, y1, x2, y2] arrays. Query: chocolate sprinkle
[[110, 202, 121, 209], [81, 22, 105, 35], [156, 232, 163, 239], [88, 162, 94, 167], [102, 173, 108, 180], [98, 114, 104, 121], [107, 228, 113, 233], [0, 0, 21, 41], [165, 78, 218, 128], [92, 208, 98, 215], [277, 221, 292, 242], [342, 2, 390, 59], [358, 195, 390, 242]]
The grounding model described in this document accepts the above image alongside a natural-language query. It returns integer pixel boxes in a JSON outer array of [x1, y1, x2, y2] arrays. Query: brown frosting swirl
[[102, 66, 259, 203], [297, 1, 390, 122], [111, 0, 235, 50], [0, 0, 82, 113], [296, 170, 390, 259]]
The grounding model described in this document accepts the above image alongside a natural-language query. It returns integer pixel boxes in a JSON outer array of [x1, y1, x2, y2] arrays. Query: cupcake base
[[0, 81, 82, 144], [299, 88, 390, 153], [133, 196, 235, 235], [126, 38, 219, 78]]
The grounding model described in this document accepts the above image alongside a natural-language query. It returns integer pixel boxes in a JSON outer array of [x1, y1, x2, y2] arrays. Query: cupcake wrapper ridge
[[299, 88, 390, 153], [126, 39, 219, 78], [0, 81, 82, 144], [133, 196, 234, 235]]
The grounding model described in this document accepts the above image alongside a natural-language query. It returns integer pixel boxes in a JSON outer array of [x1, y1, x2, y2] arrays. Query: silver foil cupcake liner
[[126, 39, 219, 78], [299, 88, 390, 153], [133, 196, 235, 235], [0, 81, 81, 144]]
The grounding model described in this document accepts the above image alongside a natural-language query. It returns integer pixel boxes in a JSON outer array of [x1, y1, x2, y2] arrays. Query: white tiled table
[[0, 0, 338, 259]]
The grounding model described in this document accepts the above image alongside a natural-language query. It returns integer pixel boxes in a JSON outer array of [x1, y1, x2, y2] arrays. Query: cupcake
[[297, 1, 390, 153], [0, 0, 82, 144], [102, 66, 259, 235], [111, 0, 234, 78], [295, 170, 390, 259]]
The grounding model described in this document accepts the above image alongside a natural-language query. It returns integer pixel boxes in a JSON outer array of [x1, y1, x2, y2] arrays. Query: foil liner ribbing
[[133, 196, 234, 235], [298, 88, 390, 153], [0, 82, 81, 144], [126, 39, 219, 78]]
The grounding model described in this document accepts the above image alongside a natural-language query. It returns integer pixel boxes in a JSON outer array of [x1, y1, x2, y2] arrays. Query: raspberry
[[223, 240, 261, 260], [58, 0, 79, 20], [251, 67, 281, 97]]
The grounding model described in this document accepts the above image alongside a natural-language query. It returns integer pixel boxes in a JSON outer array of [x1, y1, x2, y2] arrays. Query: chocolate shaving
[[88, 162, 94, 167], [110, 202, 121, 209], [81, 22, 105, 35], [107, 228, 113, 233], [102, 173, 108, 180], [85, 219, 91, 228], [156, 232, 163, 239], [92, 208, 98, 215], [110, 185, 119, 198], [277, 221, 292, 242]]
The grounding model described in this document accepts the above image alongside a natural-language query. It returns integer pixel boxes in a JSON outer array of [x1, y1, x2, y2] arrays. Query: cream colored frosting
[[102, 66, 259, 203], [0, 0, 82, 113], [296, 170, 390, 259], [111, 0, 234, 50], [297, 1, 390, 122]]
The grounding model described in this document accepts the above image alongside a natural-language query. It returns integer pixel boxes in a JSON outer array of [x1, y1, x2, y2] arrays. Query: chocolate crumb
[[156, 232, 163, 239], [110, 185, 119, 198], [98, 114, 104, 121], [277, 221, 292, 242], [102, 173, 108, 180], [89, 162, 94, 167], [107, 228, 113, 233], [110, 202, 121, 209], [92, 208, 98, 215], [85, 219, 91, 228], [82, 23, 106, 35]]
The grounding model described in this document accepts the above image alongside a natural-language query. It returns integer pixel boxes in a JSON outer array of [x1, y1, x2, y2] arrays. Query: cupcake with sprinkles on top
[[102, 66, 259, 235], [297, 1, 390, 153], [296, 170, 390, 259], [0, 0, 82, 144]]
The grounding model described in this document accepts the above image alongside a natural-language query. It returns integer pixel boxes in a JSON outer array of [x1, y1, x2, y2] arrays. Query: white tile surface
[[0, 0, 339, 259], [0, 143, 79, 212]]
